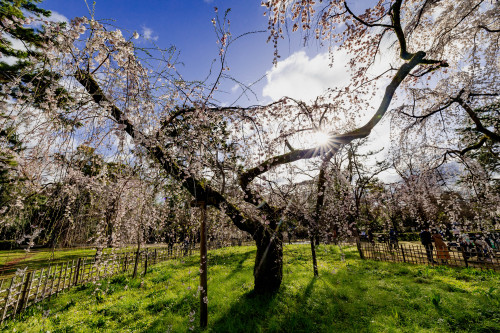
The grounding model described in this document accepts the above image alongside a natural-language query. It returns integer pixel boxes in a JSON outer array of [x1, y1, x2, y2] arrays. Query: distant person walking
[[389, 229, 398, 250], [432, 230, 450, 263], [420, 227, 435, 263]]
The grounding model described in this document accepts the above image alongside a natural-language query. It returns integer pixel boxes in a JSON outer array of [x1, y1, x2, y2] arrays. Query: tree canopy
[[1, 0, 498, 293]]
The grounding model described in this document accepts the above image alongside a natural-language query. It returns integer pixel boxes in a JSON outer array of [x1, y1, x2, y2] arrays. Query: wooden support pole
[[356, 238, 364, 260], [133, 247, 140, 278], [143, 248, 149, 276], [124, 253, 128, 272], [199, 202, 208, 328]]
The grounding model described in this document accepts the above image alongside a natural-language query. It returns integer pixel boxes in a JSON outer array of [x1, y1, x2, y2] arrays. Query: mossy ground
[[2, 244, 499, 332]]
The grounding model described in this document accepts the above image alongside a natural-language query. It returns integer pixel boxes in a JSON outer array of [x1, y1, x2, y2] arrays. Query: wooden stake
[[199, 202, 208, 328]]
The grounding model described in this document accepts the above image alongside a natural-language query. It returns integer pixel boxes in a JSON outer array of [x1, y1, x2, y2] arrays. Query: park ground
[[1, 244, 499, 332]]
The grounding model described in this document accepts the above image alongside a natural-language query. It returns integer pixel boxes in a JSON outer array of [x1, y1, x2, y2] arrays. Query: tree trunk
[[253, 232, 283, 294], [132, 238, 141, 278], [310, 236, 319, 276]]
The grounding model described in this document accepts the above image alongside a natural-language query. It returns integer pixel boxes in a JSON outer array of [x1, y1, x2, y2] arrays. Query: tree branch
[[74, 69, 261, 235], [478, 25, 500, 33], [239, 50, 428, 192], [454, 94, 500, 143], [344, 2, 392, 28]]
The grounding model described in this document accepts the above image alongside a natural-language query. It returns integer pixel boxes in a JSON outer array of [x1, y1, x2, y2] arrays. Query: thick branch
[[390, 0, 446, 66], [452, 136, 489, 156], [239, 51, 428, 190], [74, 69, 260, 235], [478, 25, 500, 33]]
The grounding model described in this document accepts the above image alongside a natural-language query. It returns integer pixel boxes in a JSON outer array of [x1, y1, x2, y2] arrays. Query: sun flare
[[311, 131, 330, 146]]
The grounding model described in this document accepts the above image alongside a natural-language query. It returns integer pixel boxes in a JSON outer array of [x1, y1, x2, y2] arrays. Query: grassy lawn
[[2, 244, 499, 332]]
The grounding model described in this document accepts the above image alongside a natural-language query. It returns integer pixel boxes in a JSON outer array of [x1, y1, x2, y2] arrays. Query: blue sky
[[42, 0, 285, 105], [40, 1, 379, 107], [30, 0, 401, 182]]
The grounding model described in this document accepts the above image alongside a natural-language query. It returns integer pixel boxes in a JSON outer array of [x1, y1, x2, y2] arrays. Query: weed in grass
[[431, 292, 442, 307]]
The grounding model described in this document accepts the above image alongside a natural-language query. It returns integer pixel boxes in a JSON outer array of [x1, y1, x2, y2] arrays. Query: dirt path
[[0, 253, 35, 275]]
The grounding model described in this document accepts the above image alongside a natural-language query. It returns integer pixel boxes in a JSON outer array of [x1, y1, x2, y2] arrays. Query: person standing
[[389, 229, 399, 250], [432, 230, 451, 264], [420, 227, 435, 263]]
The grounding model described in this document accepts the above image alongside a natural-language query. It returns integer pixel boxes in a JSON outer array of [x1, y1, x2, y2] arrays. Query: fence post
[[18, 271, 32, 314], [143, 248, 149, 276], [462, 249, 469, 268], [34, 268, 44, 303], [401, 246, 407, 263], [74, 258, 82, 286], [154, 249, 157, 265], [133, 248, 140, 278], [124, 253, 128, 272], [48, 264, 59, 299], [1, 277, 15, 324]]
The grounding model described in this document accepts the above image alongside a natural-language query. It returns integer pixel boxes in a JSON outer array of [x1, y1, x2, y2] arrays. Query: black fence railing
[[359, 242, 500, 271]]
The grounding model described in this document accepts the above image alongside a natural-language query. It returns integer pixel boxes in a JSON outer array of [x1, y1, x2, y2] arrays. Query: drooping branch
[[449, 136, 489, 156], [74, 69, 261, 235], [454, 95, 500, 143], [344, 2, 392, 29]]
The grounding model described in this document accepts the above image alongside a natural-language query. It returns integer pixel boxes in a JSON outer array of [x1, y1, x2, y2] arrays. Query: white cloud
[[262, 49, 351, 102], [231, 84, 239, 93], [46, 10, 69, 24], [141, 26, 158, 41]]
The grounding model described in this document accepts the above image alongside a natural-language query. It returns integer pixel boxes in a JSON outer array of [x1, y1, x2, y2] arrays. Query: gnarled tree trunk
[[253, 231, 283, 294]]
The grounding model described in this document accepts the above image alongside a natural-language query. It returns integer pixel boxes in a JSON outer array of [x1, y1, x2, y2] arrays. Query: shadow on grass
[[206, 278, 322, 333], [223, 250, 253, 281], [209, 289, 278, 332]]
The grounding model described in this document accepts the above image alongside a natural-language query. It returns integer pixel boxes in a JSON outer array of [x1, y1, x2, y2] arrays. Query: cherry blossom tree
[[2, 0, 497, 295]]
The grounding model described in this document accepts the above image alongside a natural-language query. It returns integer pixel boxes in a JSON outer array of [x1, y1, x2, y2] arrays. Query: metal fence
[[359, 242, 500, 271]]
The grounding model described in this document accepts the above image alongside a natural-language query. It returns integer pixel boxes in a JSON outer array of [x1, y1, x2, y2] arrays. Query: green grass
[[2, 244, 499, 332]]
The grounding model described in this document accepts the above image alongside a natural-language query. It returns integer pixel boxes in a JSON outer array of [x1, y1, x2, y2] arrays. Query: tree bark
[[310, 236, 318, 276], [253, 231, 283, 294]]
